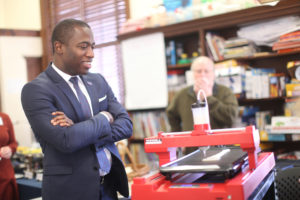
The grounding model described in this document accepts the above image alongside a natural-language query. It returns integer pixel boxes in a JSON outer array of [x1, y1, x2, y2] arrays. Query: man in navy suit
[[21, 19, 132, 200]]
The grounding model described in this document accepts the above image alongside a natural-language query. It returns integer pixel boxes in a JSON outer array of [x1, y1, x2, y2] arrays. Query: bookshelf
[[166, 50, 300, 71], [167, 63, 191, 70], [119, 0, 300, 157]]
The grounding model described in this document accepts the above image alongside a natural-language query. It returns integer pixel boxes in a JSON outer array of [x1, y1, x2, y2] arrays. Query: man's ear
[[54, 41, 63, 54]]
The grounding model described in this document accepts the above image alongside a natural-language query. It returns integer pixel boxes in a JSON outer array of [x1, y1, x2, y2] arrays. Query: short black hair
[[51, 19, 91, 53]]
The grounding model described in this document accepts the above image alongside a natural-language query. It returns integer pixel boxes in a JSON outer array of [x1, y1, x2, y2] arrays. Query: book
[[273, 40, 300, 51], [211, 34, 225, 60], [166, 40, 177, 65], [279, 30, 300, 41], [205, 33, 227, 61], [224, 37, 252, 48], [244, 68, 276, 99], [286, 83, 300, 97], [278, 47, 300, 53], [269, 73, 286, 97], [205, 32, 219, 61], [131, 111, 171, 139], [271, 116, 300, 134], [273, 30, 300, 52], [223, 45, 257, 59], [214, 59, 239, 69]]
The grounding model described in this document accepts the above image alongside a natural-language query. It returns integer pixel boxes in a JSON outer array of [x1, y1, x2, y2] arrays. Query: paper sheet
[[121, 32, 168, 110]]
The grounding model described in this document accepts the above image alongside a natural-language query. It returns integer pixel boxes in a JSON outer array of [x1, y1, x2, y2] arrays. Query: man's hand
[[0, 146, 12, 159], [193, 77, 213, 98], [51, 111, 74, 127], [101, 111, 114, 124]]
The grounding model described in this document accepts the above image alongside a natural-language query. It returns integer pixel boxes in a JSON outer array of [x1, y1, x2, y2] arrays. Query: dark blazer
[[21, 64, 132, 200]]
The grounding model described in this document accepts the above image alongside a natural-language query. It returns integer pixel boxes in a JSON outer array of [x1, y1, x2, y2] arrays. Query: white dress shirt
[[51, 63, 112, 176]]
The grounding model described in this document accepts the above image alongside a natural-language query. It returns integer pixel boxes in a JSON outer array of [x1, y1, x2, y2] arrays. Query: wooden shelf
[[214, 50, 300, 63], [262, 140, 300, 144], [261, 140, 300, 155], [118, 0, 300, 41], [119, 0, 300, 158], [167, 50, 300, 70], [235, 50, 300, 61], [239, 96, 300, 106], [238, 97, 286, 105], [167, 63, 191, 70]]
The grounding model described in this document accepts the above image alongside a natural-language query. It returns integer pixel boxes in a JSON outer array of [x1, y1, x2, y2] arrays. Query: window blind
[[41, 0, 128, 102]]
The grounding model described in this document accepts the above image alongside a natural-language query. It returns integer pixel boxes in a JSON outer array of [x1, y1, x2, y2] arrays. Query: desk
[[16, 174, 274, 200], [248, 170, 275, 200], [16, 178, 132, 200], [17, 178, 42, 200]]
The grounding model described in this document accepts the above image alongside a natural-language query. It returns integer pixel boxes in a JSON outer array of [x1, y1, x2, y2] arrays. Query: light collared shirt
[[52, 63, 94, 115], [51, 63, 111, 176]]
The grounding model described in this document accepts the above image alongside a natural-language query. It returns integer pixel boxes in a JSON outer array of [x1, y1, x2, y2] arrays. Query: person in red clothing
[[0, 112, 19, 200]]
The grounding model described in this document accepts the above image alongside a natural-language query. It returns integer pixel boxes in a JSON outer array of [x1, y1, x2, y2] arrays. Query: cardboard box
[[286, 83, 300, 97], [271, 116, 300, 134]]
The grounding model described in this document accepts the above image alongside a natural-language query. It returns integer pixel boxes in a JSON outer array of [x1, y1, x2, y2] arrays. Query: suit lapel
[[45, 65, 86, 121], [80, 75, 98, 116]]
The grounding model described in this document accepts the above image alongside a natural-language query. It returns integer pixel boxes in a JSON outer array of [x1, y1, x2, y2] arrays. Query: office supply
[[160, 146, 248, 181], [131, 125, 275, 200], [121, 32, 168, 110], [17, 178, 41, 200]]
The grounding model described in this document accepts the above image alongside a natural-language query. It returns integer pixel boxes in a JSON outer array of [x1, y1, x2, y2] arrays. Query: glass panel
[[91, 46, 122, 102], [49, 0, 127, 103]]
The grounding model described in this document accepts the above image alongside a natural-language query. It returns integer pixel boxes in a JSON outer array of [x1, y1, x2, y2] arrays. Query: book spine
[[205, 32, 219, 61]]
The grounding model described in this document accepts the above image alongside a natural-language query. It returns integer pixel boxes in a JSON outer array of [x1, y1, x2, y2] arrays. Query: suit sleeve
[[21, 83, 112, 153], [94, 74, 132, 146]]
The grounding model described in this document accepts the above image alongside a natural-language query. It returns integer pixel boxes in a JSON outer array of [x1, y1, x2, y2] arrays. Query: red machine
[[131, 125, 275, 200]]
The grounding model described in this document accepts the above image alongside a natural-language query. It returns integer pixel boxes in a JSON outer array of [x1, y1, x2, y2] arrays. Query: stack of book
[[270, 116, 300, 134], [285, 60, 300, 97], [273, 30, 300, 53], [205, 32, 225, 61], [269, 73, 287, 97], [255, 110, 272, 141], [128, 143, 158, 171], [244, 69, 268, 99], [205, 32, 258, 61], [287, 60, 300, 80], [286, 82, 300, 97], [131, 111, 170, 139], [222, 37, 257, 59], [214, 59, 245, 94], [214, 60, 288, 98], [167, 70, 187, 103]]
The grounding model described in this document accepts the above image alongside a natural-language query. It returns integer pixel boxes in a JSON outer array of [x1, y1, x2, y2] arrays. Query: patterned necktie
[[69, 77, 91, 119], [69, 76, 111, 174]]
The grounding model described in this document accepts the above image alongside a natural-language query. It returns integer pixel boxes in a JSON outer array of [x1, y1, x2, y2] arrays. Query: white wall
[[0, 1, 4, 27], [0, 0, 147, 147], [0, 0, 41, 30], [0, 0, 42, 147], [0, 36, 42, 146]]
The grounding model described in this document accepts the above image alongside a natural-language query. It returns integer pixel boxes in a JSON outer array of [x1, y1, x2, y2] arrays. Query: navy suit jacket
[[21, 64, 132, 200]]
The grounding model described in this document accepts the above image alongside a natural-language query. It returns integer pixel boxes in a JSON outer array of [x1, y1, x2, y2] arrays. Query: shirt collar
[[51, 63, 79, 83]]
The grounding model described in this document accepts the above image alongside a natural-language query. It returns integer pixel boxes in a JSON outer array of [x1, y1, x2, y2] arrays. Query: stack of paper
[[237, 16, 300, 46]]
